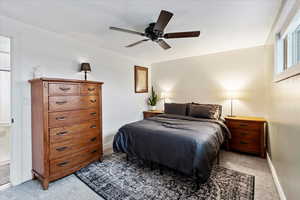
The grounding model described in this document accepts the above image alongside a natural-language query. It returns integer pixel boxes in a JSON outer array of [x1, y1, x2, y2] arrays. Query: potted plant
[[148, 86, 158, 110]]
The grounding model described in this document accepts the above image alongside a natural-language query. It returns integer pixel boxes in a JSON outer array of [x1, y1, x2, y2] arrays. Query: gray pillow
[[188, 103, 222, 119], [164, 103, 187, 116], [191, 102, 222, 119]]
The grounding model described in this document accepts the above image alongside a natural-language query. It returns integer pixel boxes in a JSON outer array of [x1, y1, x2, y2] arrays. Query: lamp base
[[84, 71, 87, 80]]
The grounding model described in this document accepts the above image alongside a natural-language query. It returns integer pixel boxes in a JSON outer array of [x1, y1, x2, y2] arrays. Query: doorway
[[0, 35, 11, 187]]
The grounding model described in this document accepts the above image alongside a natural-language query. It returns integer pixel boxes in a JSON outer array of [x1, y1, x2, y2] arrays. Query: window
[[275, 6, 300, 82], [283, 25, 300, 69]]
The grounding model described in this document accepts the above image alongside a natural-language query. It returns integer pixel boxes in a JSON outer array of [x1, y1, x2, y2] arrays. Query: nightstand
[[143, 110, 164, 119], [225, 116, 267, 158]]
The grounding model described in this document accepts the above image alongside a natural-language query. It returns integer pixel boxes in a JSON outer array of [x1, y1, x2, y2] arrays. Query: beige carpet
[[0, 151, 279, 200]]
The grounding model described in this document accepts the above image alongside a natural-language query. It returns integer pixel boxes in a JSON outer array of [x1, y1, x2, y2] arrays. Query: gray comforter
[[113, 114, 231, 182]]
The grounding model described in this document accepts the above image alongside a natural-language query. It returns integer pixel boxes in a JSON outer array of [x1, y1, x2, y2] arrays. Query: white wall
[[263, 1, 300, 199], [151, 46, 269, 117], [264, 44, 300, 200], [0, 15, 149, 185]]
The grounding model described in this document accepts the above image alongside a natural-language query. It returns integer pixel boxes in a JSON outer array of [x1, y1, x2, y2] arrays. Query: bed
[[113, 112, 231, 185]]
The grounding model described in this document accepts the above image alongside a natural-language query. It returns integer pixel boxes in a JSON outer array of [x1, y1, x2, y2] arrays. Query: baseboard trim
[[267, 153, 287, 200], [0, 160, 10, 166], [0, 183, 11, 191]]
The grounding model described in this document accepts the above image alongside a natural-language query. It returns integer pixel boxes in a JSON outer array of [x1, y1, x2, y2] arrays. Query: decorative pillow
[[164, 103, 187, 116], [188, 103, 222, 119], [191, 102, 222, 119]]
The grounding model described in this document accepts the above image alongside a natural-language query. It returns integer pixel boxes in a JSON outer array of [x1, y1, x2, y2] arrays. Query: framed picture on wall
[[134, 66, 148, 93]]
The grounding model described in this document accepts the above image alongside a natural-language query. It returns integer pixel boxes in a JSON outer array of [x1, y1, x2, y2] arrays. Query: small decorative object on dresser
[[29, 78, 103, 189], [143, 110, 164, 119], [80, 63, 91, 80], [225, 116, 267, 158]]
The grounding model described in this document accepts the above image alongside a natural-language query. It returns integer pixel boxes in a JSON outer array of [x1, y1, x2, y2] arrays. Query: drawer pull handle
[[56, 101, 67, 105], [240, 132, 248, 136], [56, 146, 68, 151], [90, 125, 97, 129], [90, 99, 97, 103], [90, 137, 97, 142], [88, 88, 95, 91], [59, 87, 71, 91], [90, 112, 97, 116], [91, 150, 97, 154], [240, 141, 248, 145], [57, 131, 68, 136], [239, 124, 248, 127], [56, 116, 66, 120], [57, 161, 69, 167]]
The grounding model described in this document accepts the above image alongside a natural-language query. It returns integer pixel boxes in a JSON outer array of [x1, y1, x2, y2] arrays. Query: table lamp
[[80, 63, 91, 80]]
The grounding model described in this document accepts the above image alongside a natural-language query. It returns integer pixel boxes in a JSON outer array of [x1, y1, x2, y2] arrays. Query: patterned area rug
[[75, 153, 254, 200]]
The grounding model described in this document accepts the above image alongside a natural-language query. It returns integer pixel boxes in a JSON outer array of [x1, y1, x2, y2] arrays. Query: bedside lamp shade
[[226, 91, 239, 100], [80, 63, 91, 80]]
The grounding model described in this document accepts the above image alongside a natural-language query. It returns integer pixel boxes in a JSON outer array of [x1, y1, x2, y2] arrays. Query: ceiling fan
[[109, 10, 200, 50]]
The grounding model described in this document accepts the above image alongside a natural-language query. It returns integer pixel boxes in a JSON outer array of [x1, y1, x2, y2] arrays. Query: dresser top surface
[[29, 77, 104, 84], [225, 116, 266, 122]]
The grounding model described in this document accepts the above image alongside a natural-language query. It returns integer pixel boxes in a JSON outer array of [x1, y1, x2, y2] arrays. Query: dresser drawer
[[226, 120, 262, 131], [49, 120, 100, 144], [50, 145, 100, 175], [80, 84, 99, 96], [49, 109, 99, 128], [81, 96, 99, 109], [49, 96, 81, 112], [50, 155, 75, 175], [50, 133, 100, 160], [49, 83, 80, 96], [50, 140, 74, 160], [73, 134, 100, 150], [49, 96, 98, 112]]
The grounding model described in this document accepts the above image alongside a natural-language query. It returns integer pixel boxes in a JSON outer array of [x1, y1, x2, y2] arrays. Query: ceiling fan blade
[[125, 39, 149, 47], [153, 10, 173, 32], [164, 31, 200, 39], [157, 39, 171, 50], [109, 26, 145, 36]]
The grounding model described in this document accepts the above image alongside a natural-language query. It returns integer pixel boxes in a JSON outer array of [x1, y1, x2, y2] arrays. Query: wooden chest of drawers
[[225, 116, 266, 158], [29, 78, 103, 189]]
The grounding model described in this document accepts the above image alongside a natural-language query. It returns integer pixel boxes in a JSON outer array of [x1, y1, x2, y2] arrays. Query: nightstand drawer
[[230, 129, 260, 141], [230, 139, 260, 153], [227, 120, 261, 131]]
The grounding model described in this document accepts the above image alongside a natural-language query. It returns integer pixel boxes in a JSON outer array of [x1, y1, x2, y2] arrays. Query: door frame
[[0, 34, 25, 186]]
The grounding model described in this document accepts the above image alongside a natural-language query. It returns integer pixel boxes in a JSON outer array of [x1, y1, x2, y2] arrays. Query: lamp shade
[[161, 92, 170, 99], [226, 91, 240, 99], [80, 63, 91, 72]]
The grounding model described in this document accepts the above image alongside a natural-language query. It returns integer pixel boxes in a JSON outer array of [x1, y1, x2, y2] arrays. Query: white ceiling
[[0, 0, 281, 63]]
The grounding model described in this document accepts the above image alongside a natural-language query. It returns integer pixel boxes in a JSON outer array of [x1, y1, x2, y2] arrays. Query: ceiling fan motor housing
[[145, 23, 163, 41]]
